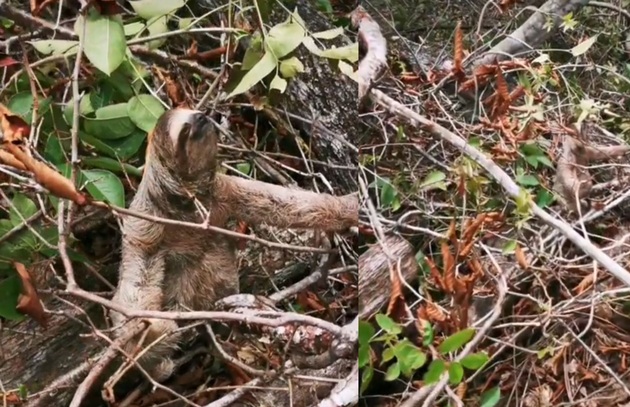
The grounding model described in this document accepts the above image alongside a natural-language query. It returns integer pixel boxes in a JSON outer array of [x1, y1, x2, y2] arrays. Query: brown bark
[[359, 234, 419, 319]]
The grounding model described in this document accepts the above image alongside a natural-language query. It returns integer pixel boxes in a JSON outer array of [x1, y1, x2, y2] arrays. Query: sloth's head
[[149, 108, 218, 182]]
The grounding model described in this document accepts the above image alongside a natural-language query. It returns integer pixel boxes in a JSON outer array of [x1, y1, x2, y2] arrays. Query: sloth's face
[[151, 108, 218, 180]]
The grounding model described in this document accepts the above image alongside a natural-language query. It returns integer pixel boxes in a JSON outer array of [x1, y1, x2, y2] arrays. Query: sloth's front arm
[[215, 174, 358, 232]]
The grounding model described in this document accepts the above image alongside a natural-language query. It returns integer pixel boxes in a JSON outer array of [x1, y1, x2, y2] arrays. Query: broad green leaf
[[438, 328, 475, 354], [571, 35, 598, 57], [9, 194, 37, 226], [516, 173, 539, 187], [358, 344, 370, 368], [460, 352, 489, 370], [359, 320, 375, 346], [242, 34, 264, 71], [536, 189, 555, 208], [29, 40, 79, 56], [338, 60, 355, 77], [178, 17, 195, 30], [395, 341, 427, 375], [235, 162, 251, 176], [502, 240, 517, 255], [82, 157, 143, 178], [7, 92, 52, 124], [520, 142, 544, 157], [269, 75, 287, 93], [384, 361, 400, 381], [302, 37, 359, 62], [145, 15, 168, 49], [63, 93, 96, 125], [0, 275, 25, 322], [127, 94, 165, 132], [379, 180, 397, 208], [129, 0, 186, 20], [265, 17, 305, 59], [360, 365, 373, 395], [311, 27, 344, 39], [124, 21, 146, 36], [84, 103, 136, 139], [76, 13, 127, 75], [228, 52, 277, 98], [279, 57, 305, 78], [423, 359, 446, 384], [448, 362, 464, 385], [537, 155, 554, 169], [375, 313, 401, 335], [418, 171, 447, 190], [382, 346, 396, 363], [80, 130, 146, 161], [480, 387, 501, 407], [82, 169, 125, 207], [44, 134, 65, 165]]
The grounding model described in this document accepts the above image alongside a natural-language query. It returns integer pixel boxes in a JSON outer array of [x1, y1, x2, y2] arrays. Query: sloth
[[109, 108, 358, 380]]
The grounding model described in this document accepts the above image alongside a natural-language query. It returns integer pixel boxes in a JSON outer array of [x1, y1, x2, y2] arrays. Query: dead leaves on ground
[[0, 103, 89, 205], [14, 262, 48, 328]]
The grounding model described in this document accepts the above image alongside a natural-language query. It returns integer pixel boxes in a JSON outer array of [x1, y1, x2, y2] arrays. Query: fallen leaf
[[13, 262, 48, 328], [441, 241, 455, 293], [452, 21, 464, 77], [0, 150, 27, 170], [387, 265, 411, 323], [515, 244, 528, 269], [0, 103, 30, 143]]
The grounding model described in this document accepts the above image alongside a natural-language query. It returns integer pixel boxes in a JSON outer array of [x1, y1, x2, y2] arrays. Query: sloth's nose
[[192, 112, 209, 129]]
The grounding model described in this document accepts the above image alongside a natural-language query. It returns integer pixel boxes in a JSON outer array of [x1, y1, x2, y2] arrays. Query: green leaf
[[29, 39, 79, 56], [516, 173, 539, 187], [80, 130, 146, 161], [360, 365, 373, 395], [143, 15, 169, 49], [537, 155, 554, 169], [384, 361, 400, 381], [302, 37, 359, 62], [520, 142, 543, 157], [76, 13, 127, 75], [358, 344, 370, 368], [124, 21, 146, 36], [460, 352, 489, 370], [375, 313, 401, 335], [418, 171, 447, 190], [358, 320, 375, 346], [235, 162, 252, 176], [129, 0, 186, 20], [63, 93, 96, 125], [395, 340, 427, 375], [84, 103, 136, 139], [269, 75, 288, 93], [265, 15, 306, 59], [536, 189, 555, 208], [379, 180, 398, 209], [178, 17, 195, 30], [82, 169, 125, 207], [448, 362, 464, 385], [242, 34, 264, 71], [280, 57, 304, 79], [228, 52, 277, 98], [7, 92, 52, 124], [127, 94, 165, 132], [571, 35, 598, 57], [311, 27, 344, 40], [423, 359, 446, 384], [0, 275, 25, 322], [9, 194, 37, 226], [502, 239, 517, 255], [82, 157, 143, 178], [382, 346, 396, 363], [438, 328, 475, 354], [480, 386, 501, 407]]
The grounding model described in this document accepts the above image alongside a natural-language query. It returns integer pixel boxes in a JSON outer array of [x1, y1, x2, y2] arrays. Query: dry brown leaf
[[296, 291, 326, 313], [425, 257, 445, 290], [4, 143, 88, 205], [461, 213, 487, 244], [13, 262, 48, 328], [441, 241, 456, 293], [0, 149, 27, 170], [452, 21, 464, 76], [387, 265, 411, 323], [515, 244, 528, 270], [574, 273, 594, 295], [425, 301, 447, 322], [0, 103, 30, 143]]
